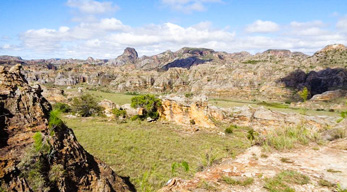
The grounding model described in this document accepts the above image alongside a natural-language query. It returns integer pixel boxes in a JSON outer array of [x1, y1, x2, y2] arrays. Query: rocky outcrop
[[98, 99, 118, 117], [0, 65, 134, 191], [316, 44, 347, 54], [226, 105, 340, 132], [108, 47, 138, 66], [159, 95, 220, 129], [311, 89, 347, 101]]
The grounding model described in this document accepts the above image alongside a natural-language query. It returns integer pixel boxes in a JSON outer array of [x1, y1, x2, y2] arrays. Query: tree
[[130, 94, 161, 120], [298, 87, 309, 102], [71, 94, 104, 117]]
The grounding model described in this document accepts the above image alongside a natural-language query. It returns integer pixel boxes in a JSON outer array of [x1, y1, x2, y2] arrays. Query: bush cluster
[[71, 94, 104, 117], [130, 94, 161, 120], [112, 108, 127, 118], [53, 102, 71, 113]]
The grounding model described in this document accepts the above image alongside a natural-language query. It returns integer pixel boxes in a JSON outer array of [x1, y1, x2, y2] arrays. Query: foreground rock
[[0, 65, 134, 191]]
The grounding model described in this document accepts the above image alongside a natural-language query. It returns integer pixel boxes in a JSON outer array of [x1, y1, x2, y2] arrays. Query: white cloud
[[290, 20, 324, 28], [4, 9, 347, 59], [66, 0, 118, 14], [161, 0, 222, 13], [16, 19, 235, 58], [336, 16, 347, 32], [245, 20, 280, 33]]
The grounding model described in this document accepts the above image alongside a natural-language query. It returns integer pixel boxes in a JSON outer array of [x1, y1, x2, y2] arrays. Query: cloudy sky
[[0, 0, 346, 59]]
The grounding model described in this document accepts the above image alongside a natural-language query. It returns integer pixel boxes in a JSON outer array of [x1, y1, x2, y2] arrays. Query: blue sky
[[0, 0, 346, 59]]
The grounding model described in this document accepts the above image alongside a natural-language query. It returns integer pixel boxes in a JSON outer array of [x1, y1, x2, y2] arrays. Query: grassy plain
[[209, 98, 341, 117], [62, 116, 251, 191]]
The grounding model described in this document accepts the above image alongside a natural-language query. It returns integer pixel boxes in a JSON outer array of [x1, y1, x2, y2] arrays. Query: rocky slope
[[0, 65, 134, 191]]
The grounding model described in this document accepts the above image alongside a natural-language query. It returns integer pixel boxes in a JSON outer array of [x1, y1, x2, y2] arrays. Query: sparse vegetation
[[222, 176, 254, 186], [171, 161, 189, 176], [242, 60, 266, 64], [327, 168, 342, 173], [18, 132, 52, 191], [62, 117, 250, 190], [261, 125, 321, 151], [48, 164, 65, 183], [125, 91, 139, 95], [258, 101, 289, 109], [318, 179, 335, 188], [264, 170, 310, 192], [280, 157, 294, 163], [185, 93, 194, 98], [197, 180, 218, 191]]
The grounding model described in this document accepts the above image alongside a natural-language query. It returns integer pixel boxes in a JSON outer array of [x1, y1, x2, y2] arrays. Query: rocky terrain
[[1, 44, 346, 111], [0, 65, 134, 191], [160, 139, 347, 192]]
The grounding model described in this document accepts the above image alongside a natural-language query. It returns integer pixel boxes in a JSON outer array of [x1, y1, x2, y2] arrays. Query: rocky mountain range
[[1, 44, 347, 108]]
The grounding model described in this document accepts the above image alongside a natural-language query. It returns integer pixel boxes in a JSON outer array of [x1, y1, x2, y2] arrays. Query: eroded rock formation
[[0, 65, 134, 191], [159, 95, 220, 129]]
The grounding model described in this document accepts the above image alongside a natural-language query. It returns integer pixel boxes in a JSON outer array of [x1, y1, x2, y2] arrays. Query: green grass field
[[65, 87, 135, 105], [209, 98, 341, 117], [62, 117, 251, 191]]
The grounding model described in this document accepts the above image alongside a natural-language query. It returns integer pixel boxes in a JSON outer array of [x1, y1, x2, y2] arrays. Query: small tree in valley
[[298, 87, 309, 102]]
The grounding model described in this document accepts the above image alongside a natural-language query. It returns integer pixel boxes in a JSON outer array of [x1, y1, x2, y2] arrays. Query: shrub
[[131, 94, 161, 120], [112, 108, 127, 118], [298, 87, 309, 102], [53, 102, 71, 113], [71, 94, 104, 117], [125, 91, 139, 95], [190, 119, 196, 125], [225, 127, 233, 134], [49, 110, 63, 130], [185, 93, 194, 98]]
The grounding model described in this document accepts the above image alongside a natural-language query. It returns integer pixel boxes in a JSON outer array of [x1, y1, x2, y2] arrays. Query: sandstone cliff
[[0, 65, 134, 191]]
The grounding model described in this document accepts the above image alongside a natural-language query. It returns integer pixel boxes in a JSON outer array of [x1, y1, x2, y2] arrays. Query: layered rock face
[[0, 65, 134, 191], [159, 95, 221, 129]]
